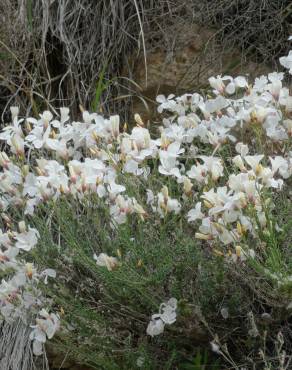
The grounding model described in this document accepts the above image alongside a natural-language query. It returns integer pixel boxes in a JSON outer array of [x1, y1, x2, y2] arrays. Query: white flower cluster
[[0, 221, 54, 316], [188, 148, 291, 247], [0, 221, 57, 354], [0, 37, 291, 354]]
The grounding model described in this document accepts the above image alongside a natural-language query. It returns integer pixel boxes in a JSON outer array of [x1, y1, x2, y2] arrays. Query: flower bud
[[134, 113, 144, 127], [195, 232, 212, 240], [10, 106, 19, 120], [18, 221, 26, 233], [183, 177, 193, 195]]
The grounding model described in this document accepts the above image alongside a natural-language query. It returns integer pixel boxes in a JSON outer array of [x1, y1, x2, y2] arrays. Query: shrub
[[0, 41, 292, 369]]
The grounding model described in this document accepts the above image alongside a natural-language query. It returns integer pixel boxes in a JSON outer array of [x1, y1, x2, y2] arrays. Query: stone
[[129, 21, 270, 123]]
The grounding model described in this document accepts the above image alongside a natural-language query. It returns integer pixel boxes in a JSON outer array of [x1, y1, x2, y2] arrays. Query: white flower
[[93, 253, 118, 271], [187, 202, 204, 222], [0, 151, 10, 169], [187, 163, 207, 183], [220, 307, 229, 319], [218, 227, 235, 245], [225, 76, 248, 94], [146, 315, 165, 337], [32, 338, 44, 356], [14, 226, 39, 251], [235, 142, 249, 157], [82, 110, 98, 124], [0, 43, 292, 357], [159, 298, 177, 324], [234, 76, 248, 88], [30, 310, 60, 355], [156, 94, 176, 113], [108, 182, 126, 196], [205, 96, 228, 113], [210, 341, 221, 354], [146, 298, 177, 337], [60, 107, 70, 124], [244, 155, 264, 174], [26, 126, 51, 149], [199, 156, 224, 181], [23, 173, 39, 197], [10, 134, 24, 156], [182, 177, 193, 195], [10, 106, 19, 121], [130, 127, 152, 150], [284, 119, 292, 135], [270, 156, 289, 178], [159, 141, 184, 178], [208, 75, 227, 94], [110, 115, 120, 138], [40, 111, 53, 124], [41, 269, 57, 284], [279, 51, 292, 74], [157, 187, 181, 217], [124, 159, 140, 175], [232, 155, 246, 171]]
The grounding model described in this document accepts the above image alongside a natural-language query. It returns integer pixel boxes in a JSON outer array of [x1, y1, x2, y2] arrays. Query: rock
[[129, 21, 270, 123]]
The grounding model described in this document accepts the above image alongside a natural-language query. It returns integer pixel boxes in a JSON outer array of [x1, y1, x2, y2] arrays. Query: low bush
[[0, 41, 292, 369]]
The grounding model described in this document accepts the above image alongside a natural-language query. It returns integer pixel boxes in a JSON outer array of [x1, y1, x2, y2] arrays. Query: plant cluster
[[0, 39, 292, 369]]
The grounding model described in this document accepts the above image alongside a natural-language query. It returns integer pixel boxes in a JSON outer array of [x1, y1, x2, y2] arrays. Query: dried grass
[[0, 319, 48, 370], [0, 0, 291, 118], [0, 0, 180, 121]]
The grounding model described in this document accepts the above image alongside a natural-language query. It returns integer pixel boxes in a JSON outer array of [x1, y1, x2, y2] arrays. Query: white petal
[[32, 340, 43, 356], [146, 317, 165, 337], [225, 82, 235, 95]]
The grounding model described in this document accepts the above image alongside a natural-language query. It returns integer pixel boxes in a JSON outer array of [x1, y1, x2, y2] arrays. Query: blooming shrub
[[0, 39, 292, 368]]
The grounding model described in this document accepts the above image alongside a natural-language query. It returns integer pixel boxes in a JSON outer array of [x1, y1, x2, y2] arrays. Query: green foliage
[[26, 0, 33, 33], [91, 62, 112, 113], [24, 172, 291, 369], [180, 349, 221, 370], [27, 193, 221, 368]]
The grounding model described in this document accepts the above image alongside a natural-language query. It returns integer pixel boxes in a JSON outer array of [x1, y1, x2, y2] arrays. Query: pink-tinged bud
[[68, 165, 77, 184], [81, 182, 87, 193], [232, 155, 246, 171], [0, 152, 10, 169], [0, 255, 9, 262], [11, 135, 24, 157], [1, 178, 15, 194], [40, 188, 50, 202], [70, 175, 77, 184], [13, 197, 24, 207], [1, 213, 12, 227]]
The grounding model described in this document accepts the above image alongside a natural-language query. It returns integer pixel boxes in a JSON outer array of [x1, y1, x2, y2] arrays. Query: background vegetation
[[0, 0, 291, 122]]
